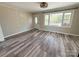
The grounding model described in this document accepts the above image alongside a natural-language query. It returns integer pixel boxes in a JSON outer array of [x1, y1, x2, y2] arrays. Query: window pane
[[35, 17, 38, 24], [45, 15, 49, 25], [63, 13, 71, 27], [50, 13, 63, 26]]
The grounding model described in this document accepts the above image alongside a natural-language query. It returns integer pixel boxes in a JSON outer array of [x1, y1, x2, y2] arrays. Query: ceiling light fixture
[[40, 2, 48, 8]]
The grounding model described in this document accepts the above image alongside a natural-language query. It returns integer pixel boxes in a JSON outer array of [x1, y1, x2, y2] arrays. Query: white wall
[[33, 8, 79, 35], [0, 5, 33, 37]]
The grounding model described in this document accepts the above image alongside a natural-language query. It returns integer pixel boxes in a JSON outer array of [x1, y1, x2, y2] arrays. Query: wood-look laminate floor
[[0, 29, 79, 57]]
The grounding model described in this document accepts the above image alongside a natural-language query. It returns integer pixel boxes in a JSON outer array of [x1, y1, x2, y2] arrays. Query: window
[[44, 10, 73, 27], [35, 17, 38, 24], [63, 12, 72, 27], [45, 15, 49, 25], [50, 13, 63, 26]]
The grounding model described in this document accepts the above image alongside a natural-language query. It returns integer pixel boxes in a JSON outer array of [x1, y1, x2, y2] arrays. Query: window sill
[[45, 25, 71, 28]]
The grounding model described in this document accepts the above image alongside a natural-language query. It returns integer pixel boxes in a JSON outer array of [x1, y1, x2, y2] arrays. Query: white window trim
[[62, 10, 74, 28], [34, 16, 38, 25]]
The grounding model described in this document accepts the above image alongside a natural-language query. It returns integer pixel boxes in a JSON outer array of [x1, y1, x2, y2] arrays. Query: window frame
[[49, 12, 63, 26], [44, 10, 73, 28], [34, 16, 38, 25], [62, 10, 73, 28], [44, 13, 50, 26]]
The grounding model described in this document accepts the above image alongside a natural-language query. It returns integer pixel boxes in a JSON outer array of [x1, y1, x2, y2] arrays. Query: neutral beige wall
[[70, 8, 79, 35], [33, 8, 79, 35], [0, 5, 33, 37]]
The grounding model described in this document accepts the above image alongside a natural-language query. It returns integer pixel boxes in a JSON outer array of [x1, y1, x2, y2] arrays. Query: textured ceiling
[[0, 2, 79, 13]]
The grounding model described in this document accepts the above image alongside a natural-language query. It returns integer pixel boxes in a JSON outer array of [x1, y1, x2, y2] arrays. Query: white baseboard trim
[[35, 28, 79, 37], [51, 31, 79, 37], [4, 28, 34, 39], [4, 28, 79, 39]]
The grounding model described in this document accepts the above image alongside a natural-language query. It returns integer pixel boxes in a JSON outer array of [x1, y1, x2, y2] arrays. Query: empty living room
[[0, 0, 79, 58]]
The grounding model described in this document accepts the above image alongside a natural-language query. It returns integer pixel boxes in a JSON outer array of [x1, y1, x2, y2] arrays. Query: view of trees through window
[[45, 11, 72, 27], [50, 13, 63, 26]]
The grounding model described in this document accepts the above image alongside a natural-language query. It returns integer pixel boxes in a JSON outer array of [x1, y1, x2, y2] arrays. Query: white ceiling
[[0, 2, 79, 13]]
